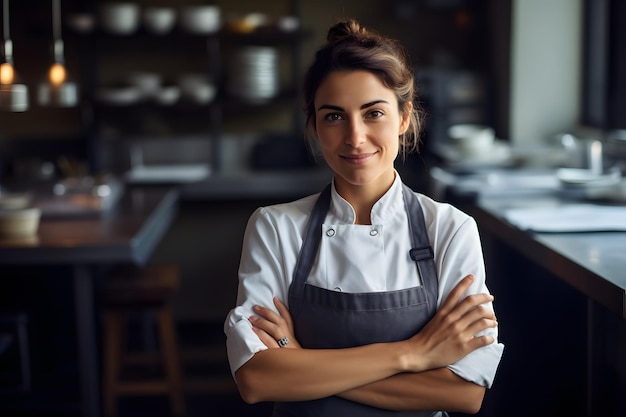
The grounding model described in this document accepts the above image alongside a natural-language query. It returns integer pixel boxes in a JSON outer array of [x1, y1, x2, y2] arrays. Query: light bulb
[[49, 62, 66, 86], [0, 62, 15, 85]]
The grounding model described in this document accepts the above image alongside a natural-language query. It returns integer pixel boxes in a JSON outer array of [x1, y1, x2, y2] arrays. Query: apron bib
[[273, 184, 447, 417]]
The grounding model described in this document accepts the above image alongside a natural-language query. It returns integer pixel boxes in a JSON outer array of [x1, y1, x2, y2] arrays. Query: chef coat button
[[333, 286, 342, 292], [369, 229, 379, 236], [326, 228, 336, 237]]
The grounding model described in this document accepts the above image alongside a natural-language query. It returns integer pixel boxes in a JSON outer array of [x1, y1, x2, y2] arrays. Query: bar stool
[[102, 263, 185, 417]]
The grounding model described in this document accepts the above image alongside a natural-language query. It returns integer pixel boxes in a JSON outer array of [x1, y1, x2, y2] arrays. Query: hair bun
[[326, 19, 367, 43]]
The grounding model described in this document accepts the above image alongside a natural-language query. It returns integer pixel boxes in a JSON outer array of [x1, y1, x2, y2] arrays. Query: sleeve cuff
[[225, 318, 268, 379], [447, 342, 505, 388]]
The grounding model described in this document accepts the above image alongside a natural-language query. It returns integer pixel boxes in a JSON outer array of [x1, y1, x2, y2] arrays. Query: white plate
[[126, 164, 211, 183], [556, 168, 622, 188]]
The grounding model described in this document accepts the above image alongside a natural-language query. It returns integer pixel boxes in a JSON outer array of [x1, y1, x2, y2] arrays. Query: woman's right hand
[[249, 297, 302, 350], [403, 274, 497, 372]]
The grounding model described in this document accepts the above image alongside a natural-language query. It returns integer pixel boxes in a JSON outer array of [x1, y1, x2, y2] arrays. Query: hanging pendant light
[[0, 0, 29, 112], [38, 0, 78, 107]]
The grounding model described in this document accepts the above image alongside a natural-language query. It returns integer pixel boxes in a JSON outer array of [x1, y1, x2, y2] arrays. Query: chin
[[336, 171, 385, 188]]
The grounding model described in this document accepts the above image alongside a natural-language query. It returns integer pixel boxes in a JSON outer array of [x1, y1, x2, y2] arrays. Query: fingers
[[407, 275, 498, 371], [251, 325, 279, 348], [250, 299, 291, 337], [465, 317, 498, 340], [467, 300, 497, 326], [253, 303, 282, 323], [466, 334, 495, 351], [462, 302, 496, 323], [250, 299, 300, 349], [457, 293, 495, 316], [453, 295, 497, 339], [273, 297, 293, 328], [250, 305, 281, 338]]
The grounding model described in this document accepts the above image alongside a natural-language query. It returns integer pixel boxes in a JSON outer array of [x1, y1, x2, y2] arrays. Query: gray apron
[[273, 183, 448, 417]]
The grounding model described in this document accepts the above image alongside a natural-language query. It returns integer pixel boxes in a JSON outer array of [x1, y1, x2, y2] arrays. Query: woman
[[224, 19, 504, 416]]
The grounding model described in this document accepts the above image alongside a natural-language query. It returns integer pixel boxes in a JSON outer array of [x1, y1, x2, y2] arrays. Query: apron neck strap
[[289, 183, 332, 303]]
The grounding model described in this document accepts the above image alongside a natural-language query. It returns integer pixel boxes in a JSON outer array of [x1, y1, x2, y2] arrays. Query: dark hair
[[303, 19, 423, 156]]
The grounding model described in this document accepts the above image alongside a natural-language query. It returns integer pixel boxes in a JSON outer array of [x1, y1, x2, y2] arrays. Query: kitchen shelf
[[219, 28, 313, 44], [69, 0, 309, 178]]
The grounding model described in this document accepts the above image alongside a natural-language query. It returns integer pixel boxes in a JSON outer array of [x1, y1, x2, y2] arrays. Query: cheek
[[377, 128, 401, 159], [315, 126, 341, 149], [378, 124, 401, 148]]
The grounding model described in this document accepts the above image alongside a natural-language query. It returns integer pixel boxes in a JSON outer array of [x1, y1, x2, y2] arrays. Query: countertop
[[473, 194, 626, 320], [431, 166, 626, 320], [0, 187, 179, 265]]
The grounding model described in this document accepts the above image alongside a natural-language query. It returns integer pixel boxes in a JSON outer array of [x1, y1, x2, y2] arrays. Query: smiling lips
[[341, 152, 377, 164]]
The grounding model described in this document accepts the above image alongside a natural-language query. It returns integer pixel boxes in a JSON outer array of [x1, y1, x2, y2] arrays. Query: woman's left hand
[[249, 297, 301, 349]]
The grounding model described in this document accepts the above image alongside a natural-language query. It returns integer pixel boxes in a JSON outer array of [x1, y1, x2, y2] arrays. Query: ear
[[399, 102, 412, 135]]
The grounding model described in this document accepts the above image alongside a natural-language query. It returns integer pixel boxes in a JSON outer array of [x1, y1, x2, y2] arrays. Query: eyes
[[322, 109, 385, 122]]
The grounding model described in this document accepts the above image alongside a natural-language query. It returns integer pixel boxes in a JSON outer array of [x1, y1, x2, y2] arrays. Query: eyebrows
[[317, 100, 389, 112]]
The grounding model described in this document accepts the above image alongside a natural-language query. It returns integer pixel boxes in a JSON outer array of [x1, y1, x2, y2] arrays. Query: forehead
[[315, 70, 396, 106]]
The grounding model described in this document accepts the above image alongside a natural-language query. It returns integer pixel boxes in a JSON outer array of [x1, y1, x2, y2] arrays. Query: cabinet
[[67, 0, 310, 179]]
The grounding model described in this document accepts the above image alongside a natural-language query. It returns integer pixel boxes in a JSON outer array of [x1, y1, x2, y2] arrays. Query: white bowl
[[127, 72, 162, 98], [154, 86, 181, 105], [180, 6, 221, 34], [178, 74, 216, 104], [188, 83, 216, 104], [448, 124, 495, 157], [180, 82, 216, 104], [99, 2, 140, 35], [97, 86, 142, 105], [0, 207, 41, 239], [143, 7, 176, 35]]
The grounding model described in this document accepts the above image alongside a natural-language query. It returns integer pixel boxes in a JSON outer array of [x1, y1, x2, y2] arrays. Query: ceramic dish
[[143, 7, 176, 35], [556, 167, 622, 188], [180, 6, 220, 34], [97, 87, 142, 105], [154, 86, 181, 105], [0, 207, 41, 239], [99, 2, 140, 35]]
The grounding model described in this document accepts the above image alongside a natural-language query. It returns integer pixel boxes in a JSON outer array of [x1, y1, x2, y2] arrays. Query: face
[[314, 70, 411, 195]]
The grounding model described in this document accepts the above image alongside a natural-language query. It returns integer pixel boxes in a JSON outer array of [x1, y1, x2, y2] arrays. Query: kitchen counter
[[430, 166, 626, 320], [473, 194, 626, 320], [0, 187, 179, 265], [431, 166, 626, 417]]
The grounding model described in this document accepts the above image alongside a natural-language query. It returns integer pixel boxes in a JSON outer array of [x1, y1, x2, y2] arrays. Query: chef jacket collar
[[329, 171, 404, 225]]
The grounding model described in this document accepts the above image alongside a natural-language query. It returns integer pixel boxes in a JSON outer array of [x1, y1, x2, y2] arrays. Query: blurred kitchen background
[[1, 0, 625, 416]]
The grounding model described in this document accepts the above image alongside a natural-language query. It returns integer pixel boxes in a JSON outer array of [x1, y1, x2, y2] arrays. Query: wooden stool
[[102, 264, 185, 417]]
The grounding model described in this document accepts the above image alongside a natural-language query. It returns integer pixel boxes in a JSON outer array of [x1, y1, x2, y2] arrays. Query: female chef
[[224, 19, 504, 416]]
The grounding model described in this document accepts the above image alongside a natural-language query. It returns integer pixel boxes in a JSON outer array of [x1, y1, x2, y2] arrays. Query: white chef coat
[[224, 173, 504, 387]]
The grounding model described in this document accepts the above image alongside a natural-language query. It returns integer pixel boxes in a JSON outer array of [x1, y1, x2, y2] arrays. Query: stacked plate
[[556, 166, 624, 201], [227, 46, 279, 103]]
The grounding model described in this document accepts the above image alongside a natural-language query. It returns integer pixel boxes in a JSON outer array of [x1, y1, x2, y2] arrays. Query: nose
[[344, 118, 366, 147]]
